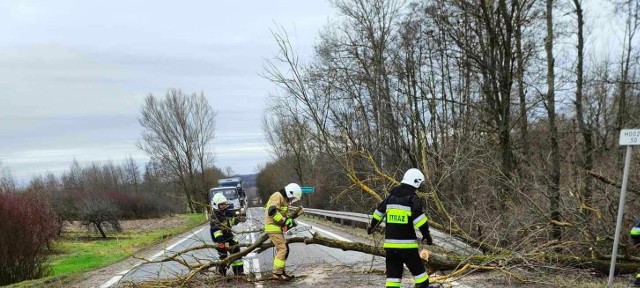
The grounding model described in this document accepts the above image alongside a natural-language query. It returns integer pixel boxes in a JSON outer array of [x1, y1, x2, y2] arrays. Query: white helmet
[[284, 183, 302, 203], [212, 193, 228, 210], [401, 168, 425, 188]]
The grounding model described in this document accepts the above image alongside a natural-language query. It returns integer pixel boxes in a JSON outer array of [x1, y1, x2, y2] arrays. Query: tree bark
[[545, 0, 561, 242], [96, 223, 107, 238]]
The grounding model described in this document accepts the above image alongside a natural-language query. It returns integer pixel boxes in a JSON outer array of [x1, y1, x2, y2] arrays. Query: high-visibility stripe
[[384, 239, 419, 249], [631, 227, 640, 236], [414, 271, 429, 283], [373, 209, 384, 220], [636, 272, 640, 278], [386, 278, 401, 282], [282, 206, 289, 212], [413, 214, 428, 228], [265, 224, 282, 233], [385, 239, 418, 244], [387, 204, 411, 211], [274, 258, 286, 268], [231, 260, 244, 266], [273, 212, 283, 222], [385, 281, 401, 287], [383, 242, 419, 249], [213, 230, 223, 238]]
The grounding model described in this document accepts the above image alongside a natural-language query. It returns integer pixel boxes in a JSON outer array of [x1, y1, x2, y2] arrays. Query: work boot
[[217, 265, 227, 276], [283, 271, 295, 279], [415, 281, 443, 288], [232, 265, 244, 276], [272, 272, 293, 281]]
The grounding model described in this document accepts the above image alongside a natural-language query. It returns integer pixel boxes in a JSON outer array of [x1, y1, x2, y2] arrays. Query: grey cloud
[[0, 0, 334, 184]]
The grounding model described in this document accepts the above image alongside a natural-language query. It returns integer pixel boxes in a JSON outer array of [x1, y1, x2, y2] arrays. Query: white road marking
[[99, 269, 130, 288], [163, 226, 207, 253], [297, 220, 352, 242], [99, 225, 207, 288]]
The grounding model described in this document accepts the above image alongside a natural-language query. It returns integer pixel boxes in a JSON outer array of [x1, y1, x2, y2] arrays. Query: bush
[[0, 193, 58, 285], [104, 191, 181, 219], [49, 190, 79, 235]]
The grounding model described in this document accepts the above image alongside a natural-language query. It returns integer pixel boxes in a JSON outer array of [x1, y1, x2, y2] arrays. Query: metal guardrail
[[299, 207, 383, 229], [298, 207, 480, 255], [303, 208, 372, 224]]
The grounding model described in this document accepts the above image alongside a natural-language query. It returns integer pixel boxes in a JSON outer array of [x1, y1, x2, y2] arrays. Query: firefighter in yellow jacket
[[264, 183, 302, 281]]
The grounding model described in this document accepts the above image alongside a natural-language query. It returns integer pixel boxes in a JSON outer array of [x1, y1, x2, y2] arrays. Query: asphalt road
[[103, 207, 385, 287]]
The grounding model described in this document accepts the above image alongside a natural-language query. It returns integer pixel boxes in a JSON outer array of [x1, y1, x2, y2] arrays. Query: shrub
[[0, 193, 58, 285], [104, 191, 181, 219], [49, 190, 79, 235]]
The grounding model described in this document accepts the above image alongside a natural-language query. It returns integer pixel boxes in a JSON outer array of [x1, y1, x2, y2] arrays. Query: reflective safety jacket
[[369, 184, 430, 249], [264, 190, 290, 234], [210, 209, 237, 242]]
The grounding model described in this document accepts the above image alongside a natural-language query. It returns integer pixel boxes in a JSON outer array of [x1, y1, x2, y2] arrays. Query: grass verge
[[7, 213, 206, 288]]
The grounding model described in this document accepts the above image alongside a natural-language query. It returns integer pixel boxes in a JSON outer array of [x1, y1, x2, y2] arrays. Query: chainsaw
[[283, 206, 312, 236]]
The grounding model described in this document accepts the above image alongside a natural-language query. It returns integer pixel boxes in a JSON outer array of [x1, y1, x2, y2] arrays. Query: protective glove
[[422, 231, 433, 245], [284, 218, 297, 229]]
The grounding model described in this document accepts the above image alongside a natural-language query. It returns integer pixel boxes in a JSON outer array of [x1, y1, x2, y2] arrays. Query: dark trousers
[[385, 248, 429, 287], [215, 239, 244, 275]]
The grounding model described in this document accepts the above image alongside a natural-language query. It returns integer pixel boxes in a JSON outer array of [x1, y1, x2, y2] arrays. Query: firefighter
[[367, 168, 437, 288], [264, 183, 302, 281], [210, 193, 244, 276], [630, 218, 640, 286]]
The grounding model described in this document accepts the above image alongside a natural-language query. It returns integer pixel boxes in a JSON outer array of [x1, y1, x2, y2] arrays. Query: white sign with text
[[619, 129, 640, 145]]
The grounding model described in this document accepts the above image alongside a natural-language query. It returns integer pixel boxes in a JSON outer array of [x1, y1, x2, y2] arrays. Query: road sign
[[608, 129, 640, 286], [619, 129, 640, 145], [301, 186, 314, 194]]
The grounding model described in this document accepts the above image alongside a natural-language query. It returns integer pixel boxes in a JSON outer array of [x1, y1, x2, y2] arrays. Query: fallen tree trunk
[[142, 232, 640, 287]]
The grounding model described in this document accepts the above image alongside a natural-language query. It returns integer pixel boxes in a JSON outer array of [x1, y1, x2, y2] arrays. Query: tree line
[[257, 0, 640, 268], [0, 88, 225, 285]]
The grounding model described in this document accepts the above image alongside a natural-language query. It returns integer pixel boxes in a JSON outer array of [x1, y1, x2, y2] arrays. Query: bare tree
[[224, 167, 235, 178], [123, 156, 141, 194], [614, 0, 640, 131], [570, 0, 597, 231], [259, 0, 640, 268], [543, 0, 561, 242], [61, 159, 85, 193], [138, 89, 218, 213], [0, 162, 15, 193], [78, 196, 122, 238]]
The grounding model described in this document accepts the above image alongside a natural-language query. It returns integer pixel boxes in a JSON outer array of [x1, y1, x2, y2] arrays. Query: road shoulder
[[68, 223, 210, 288]]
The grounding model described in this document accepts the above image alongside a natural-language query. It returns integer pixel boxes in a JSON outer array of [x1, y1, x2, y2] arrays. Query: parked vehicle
[[218, 177, 246, 208]]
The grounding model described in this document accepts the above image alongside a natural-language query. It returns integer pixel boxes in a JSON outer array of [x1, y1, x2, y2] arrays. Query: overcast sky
[[0, 0, 631, 186], [0, 0, 335, 184]]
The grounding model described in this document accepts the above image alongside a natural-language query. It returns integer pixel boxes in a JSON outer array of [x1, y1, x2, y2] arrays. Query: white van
[[209, 187, 242, 214]]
